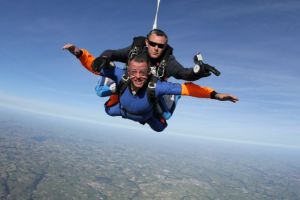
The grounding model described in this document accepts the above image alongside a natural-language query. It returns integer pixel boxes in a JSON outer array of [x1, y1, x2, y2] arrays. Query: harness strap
[[147, 76, 164, 117], [156, 45, 173, 78], [118, 74, 130, 95], [128, 36, 146, 60]]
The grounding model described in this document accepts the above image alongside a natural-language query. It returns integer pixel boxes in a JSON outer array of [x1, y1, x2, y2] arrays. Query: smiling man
[[127, 59, 149, 91]]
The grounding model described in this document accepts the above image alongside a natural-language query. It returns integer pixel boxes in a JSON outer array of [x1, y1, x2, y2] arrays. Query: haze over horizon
[[1, 105, 300, 199]]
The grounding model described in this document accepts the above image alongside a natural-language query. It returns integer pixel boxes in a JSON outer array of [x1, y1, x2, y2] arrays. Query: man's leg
[[105, 103, 121, 116], [146, 117, 167, 132]]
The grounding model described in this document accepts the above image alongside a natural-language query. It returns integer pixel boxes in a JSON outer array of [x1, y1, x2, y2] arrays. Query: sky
[[0, 0, 300, 145]]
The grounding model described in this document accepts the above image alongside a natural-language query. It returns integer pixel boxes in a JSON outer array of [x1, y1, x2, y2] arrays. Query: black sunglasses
[[148, 40, 165, 49]]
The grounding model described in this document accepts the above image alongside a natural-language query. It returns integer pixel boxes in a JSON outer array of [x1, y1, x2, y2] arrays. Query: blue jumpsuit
[[97, 66, 182, 132]]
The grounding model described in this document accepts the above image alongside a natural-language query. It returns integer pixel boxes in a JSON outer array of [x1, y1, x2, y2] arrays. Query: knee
[[95, 85, 113, 97], [149, 123, 167, 132], [105, 106, 113, 116]]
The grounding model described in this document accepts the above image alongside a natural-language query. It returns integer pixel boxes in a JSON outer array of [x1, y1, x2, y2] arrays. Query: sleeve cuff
[[210, 91, 218, 99], [75, 50, 83, 58]]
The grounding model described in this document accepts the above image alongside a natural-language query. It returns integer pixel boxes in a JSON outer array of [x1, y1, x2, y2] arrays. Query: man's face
[[146, 34, 167, 59], [127, 60, 149, 89]]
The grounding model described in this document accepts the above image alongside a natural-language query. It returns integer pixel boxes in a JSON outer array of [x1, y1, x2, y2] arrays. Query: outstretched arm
[[63, 43, 124, 83], [63, 43, 98, 75], [181, 83, 239, 103], [166, 58, 201, 81], [166, 57, 218, 81], [181, 82, 238, 103], [156, 81, 238, 103], [89, 46, 132, 73], [99, 46, 132, 63]]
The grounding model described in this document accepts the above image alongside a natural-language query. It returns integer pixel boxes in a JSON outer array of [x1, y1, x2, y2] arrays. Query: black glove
[[92, 56, 110, 72], [203, 63, 221, 76], [193, 63, 212, 77], [193, 53, 221, 77]]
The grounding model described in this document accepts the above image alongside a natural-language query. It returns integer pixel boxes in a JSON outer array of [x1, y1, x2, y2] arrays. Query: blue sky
[[0, 0, 299, 145]]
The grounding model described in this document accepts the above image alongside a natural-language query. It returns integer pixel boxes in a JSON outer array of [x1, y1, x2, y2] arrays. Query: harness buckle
[[148, 81, 156, 89], [122, 74, 130, 81], [157, 60, 166, 78], [129, 47, 139, 60]]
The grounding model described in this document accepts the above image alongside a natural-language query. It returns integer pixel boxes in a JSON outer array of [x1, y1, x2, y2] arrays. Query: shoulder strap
[[157, 45, 173, 78], [147, 75, 164, 117], [117, 73, 131, 95], [128, 36, 146, 60], [147, 75, 157, 101]]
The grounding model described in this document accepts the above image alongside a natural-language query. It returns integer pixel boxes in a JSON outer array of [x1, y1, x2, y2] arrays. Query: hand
[[92, 56, 110, 72], [193, 53, 221, 77], [194, 63, 221, 77], [62, 43, 82, 57], [203, 63, 221, 76], [215, 93, 239, 103]]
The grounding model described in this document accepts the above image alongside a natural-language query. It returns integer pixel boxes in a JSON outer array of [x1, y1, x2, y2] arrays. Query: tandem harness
[[96, 36, 180, 121], [99, 73, 180, 122], [114, 73, 166, 119]]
